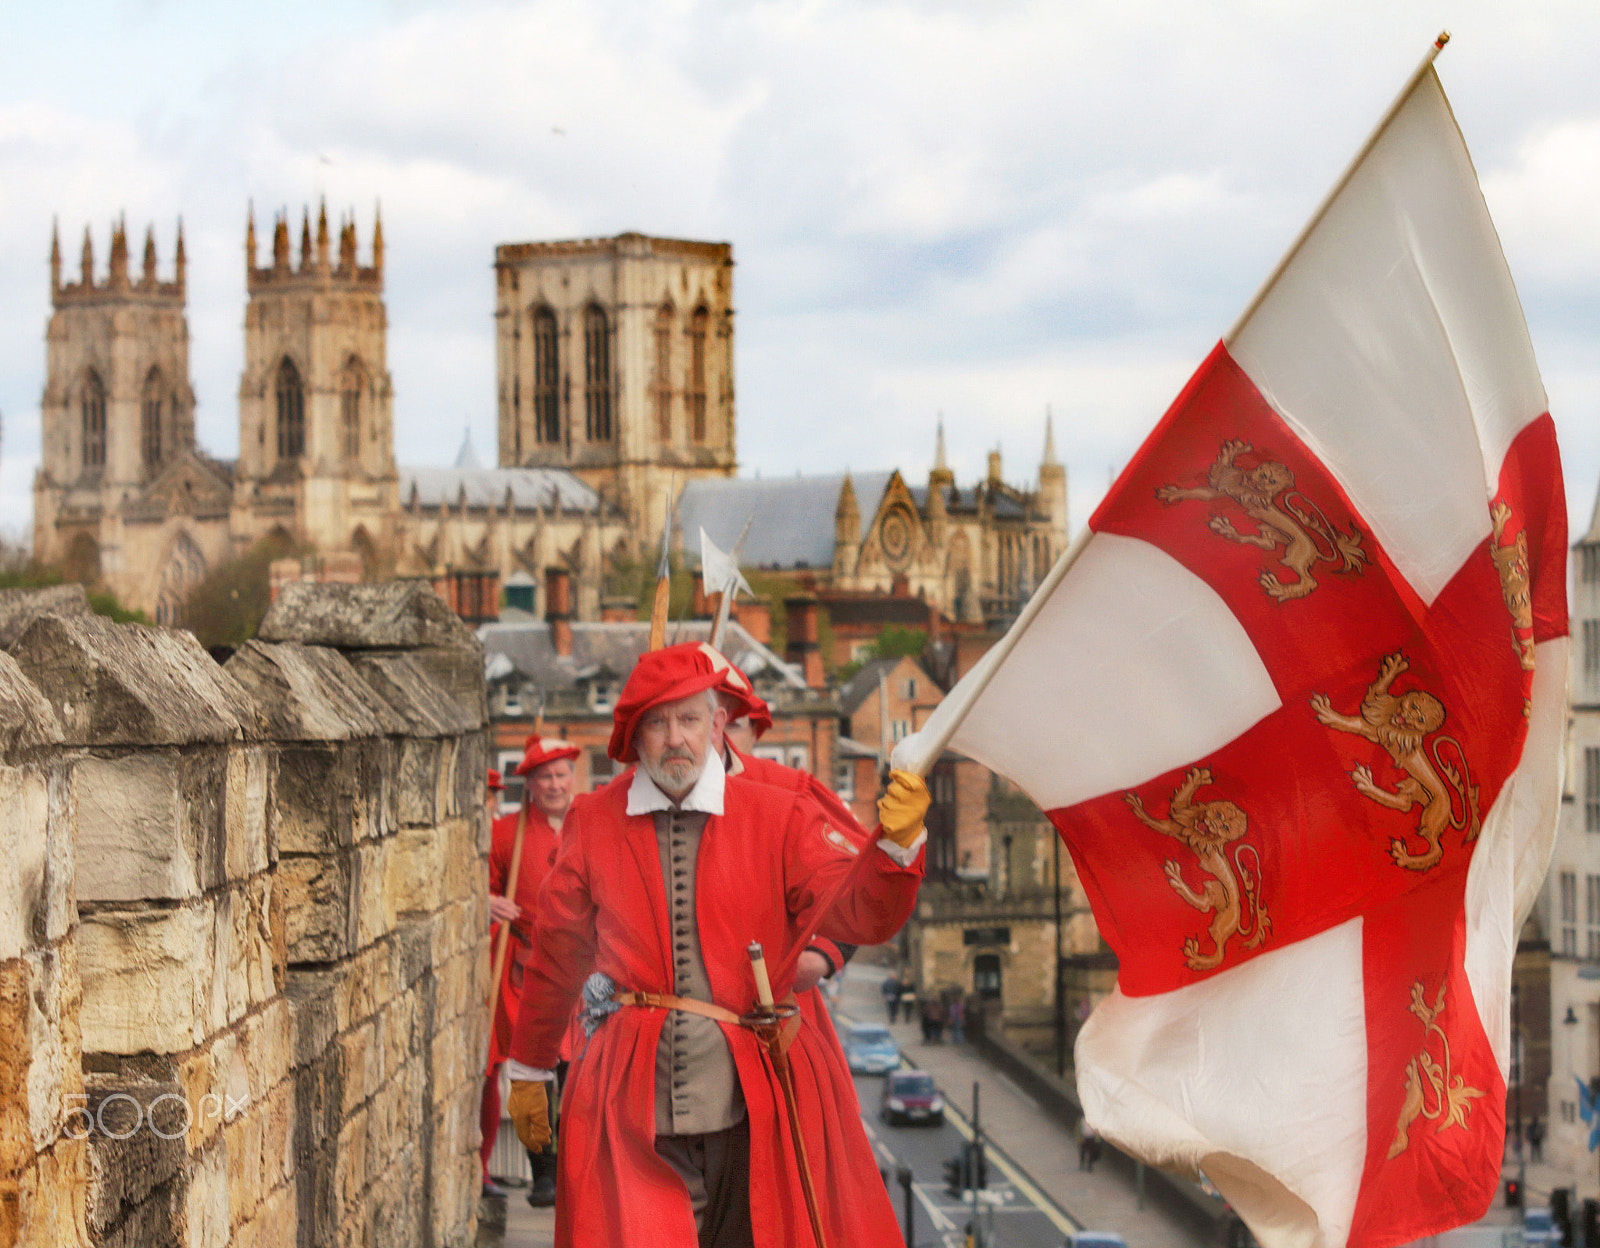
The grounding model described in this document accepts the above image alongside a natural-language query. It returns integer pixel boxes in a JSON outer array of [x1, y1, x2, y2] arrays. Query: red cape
[[512, 770, 923, 1248]]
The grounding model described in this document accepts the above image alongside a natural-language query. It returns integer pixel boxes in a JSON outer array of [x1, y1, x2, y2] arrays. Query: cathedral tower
[[492, 232, 736, 554], [236, 202, 396, 555], [35, 217, 216, 618]]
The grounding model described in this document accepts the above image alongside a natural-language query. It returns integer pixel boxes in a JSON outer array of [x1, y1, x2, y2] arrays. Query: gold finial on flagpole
[[1434, 31, 1450, 50]]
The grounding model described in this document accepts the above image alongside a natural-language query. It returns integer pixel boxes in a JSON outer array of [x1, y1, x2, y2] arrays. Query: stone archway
[[155, 532, 207, 627]]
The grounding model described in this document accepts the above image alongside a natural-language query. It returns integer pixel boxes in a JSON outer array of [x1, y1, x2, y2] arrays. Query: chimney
[[732, 597, 771, 645], [545, 566, 573, 657], [987, 448, 1003, 486], [784, 594, 825, 690]]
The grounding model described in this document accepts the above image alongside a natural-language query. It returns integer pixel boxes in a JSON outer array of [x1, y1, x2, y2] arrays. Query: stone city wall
[[0, 583, 490, 1248]]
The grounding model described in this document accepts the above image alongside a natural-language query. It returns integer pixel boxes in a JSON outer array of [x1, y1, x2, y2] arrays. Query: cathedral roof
[[678, 472, 892, 570], [399, 465, 601, 513]]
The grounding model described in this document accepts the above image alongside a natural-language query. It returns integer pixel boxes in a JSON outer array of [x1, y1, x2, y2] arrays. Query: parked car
[[843, 1024, 900, 1075], [880, 1070, 944, 1126], [1523, 1208, 1561, 1246], [1063, 1233, 1129, 1248]]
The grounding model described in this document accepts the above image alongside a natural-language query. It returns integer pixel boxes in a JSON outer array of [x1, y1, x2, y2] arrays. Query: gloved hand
[[509, 1079, 551, 1152], [877, 769, 930, 849]]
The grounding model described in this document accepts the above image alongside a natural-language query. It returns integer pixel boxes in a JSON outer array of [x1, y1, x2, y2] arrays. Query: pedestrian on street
[[948, 994, 965, 1045], [505, 642, 931, 1247], [1528, 1116, 1544, 1162], [882, 973, 903, 1023], [1079, 1122, 1099, 1172]]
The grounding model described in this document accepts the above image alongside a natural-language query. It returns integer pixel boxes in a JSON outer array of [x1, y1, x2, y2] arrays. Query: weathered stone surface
[[0, 649, 63, 760], [396, 738, 444, 828], [257, 582, 477, 652], [406, 645, 488, 727], [0, 584, 89, 649], [224, 641, 408, 743], [348, 652, 483, 737], [84, 1065, 189, 1241], [9, 613, 254, 747], [0, 765, 52, 961], [74, 753, 192, 903], [78, 905, 218, 1055], [225, 746, 274, 880], [277, 854, 356, 965]]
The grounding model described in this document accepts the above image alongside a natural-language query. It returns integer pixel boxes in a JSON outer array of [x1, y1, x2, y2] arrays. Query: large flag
[[899, 40, 1567, 1248]]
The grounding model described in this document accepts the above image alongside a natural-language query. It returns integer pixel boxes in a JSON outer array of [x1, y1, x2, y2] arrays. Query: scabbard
[[746, 1008, 832, 1248]]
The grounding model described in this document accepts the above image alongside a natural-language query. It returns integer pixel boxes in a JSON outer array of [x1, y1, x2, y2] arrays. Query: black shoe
[[526, 1151, 557, 1208]]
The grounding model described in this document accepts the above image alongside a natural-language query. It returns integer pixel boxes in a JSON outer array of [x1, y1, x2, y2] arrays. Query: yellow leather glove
[[509, 1079, 551, 1152], [878, 769, 930, 849]]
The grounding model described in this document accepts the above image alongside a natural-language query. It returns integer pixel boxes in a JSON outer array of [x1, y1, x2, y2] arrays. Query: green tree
[[181, 534, 299, 649], [0, 543, 149, 624]]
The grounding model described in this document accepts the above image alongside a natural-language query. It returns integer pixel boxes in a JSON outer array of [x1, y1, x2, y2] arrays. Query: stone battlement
[[0, 583, 488, 1248]]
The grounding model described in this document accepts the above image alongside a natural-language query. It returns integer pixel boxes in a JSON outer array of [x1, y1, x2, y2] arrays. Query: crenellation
[[4, 584, 485, 1246]]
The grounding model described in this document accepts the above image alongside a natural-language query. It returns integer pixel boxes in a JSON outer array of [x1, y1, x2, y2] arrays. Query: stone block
[[9, 612, 255, 747], [407, 645, 488, 730], [257, 582, 478, 651], [84, 1066, 189, 1236], [0, 583, 89, 649], [217, 880, 271, 1022], [339, 1021, 376, 1117], [0, 647, 63, 759], [387, 825, 444, 917], [239, 998, 294, 1107], [74, 753, 194, 903], [225, 641, 408, 743], [0, 765, 52, 961], [333, 1106, 368, 1220], [396, 738, 442, 828], [225, 746, 273, 880], [348, 653, 483, 738], [448, 731, 487, 819], [284, 974, 339, 1069], [78, 904, 217, 1055], [182, 1139, 229, 1248], [280, 848, 386, 965]]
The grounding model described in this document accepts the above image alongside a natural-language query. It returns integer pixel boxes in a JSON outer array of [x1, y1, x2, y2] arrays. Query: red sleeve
[[781, 791, 923, 951], [508, 803, 598, 1069], [488, 811, 518, 897]]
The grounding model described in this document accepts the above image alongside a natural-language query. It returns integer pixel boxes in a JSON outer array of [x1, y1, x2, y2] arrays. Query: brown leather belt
[[612, 990, 803, 1053]]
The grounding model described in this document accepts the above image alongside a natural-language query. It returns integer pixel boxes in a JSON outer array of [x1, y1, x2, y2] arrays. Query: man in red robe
[[482, 737, 579, 1204], [507, 642, 929, 1247]]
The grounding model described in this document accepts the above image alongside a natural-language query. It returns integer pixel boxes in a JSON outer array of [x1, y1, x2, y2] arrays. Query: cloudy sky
[[1, 0, 1596, 543]]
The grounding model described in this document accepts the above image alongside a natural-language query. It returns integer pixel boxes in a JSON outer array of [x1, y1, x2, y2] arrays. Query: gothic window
[[688, 306, 708, 443], [276, 357, 305, 460], [653, 303, 674, 441], [81, 370, 106, 469], [584, 304, 612, 442], [141, 367, 165, 472], [340, 358, 366, 460], [155, 531, 206, 628], [532, 307, 559, 444]]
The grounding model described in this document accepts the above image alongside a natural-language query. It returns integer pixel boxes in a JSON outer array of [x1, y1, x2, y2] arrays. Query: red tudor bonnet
[[486, 768, 506, 792], [714, 659, 773, 739], [608, 642, 731, 763], [516, 736, 582, 776]]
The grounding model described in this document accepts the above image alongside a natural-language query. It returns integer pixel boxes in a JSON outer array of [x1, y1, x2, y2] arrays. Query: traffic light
[[943, 1155, 964, 1196], [1553, 1187, 1572, 1224], [1506, 1177, 1523, 1208]]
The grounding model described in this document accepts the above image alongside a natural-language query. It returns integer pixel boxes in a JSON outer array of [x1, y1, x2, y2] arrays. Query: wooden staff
[[648, 477, 677, 651], [487, 801, 529, 1028], [747, 942, 831, 1248]]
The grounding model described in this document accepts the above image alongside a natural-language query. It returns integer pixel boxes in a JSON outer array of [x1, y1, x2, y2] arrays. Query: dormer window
[[589, 681, 617, 713], [503, 684, 523, 716]]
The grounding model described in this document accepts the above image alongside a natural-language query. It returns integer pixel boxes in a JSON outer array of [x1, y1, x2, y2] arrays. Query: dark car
[[844, 1024, 901, 1075], [880, 1070, 944, 1126]]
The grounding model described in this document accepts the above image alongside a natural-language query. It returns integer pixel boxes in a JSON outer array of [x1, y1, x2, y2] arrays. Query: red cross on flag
[[899, 38, 1567, 1248]]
